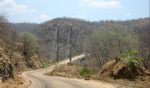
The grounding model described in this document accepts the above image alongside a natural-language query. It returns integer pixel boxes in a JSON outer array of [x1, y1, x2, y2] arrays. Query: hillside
[[31, 17, 149, 67], [1, 15, 149, 88], [34, 18, 99, 59], [6, 17, 150, 71], [0, 16, 43, 82]]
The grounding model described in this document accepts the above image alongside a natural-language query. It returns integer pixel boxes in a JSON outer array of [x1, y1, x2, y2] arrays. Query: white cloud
[[0, 0, 51, 23], [80, 0, 121, 9], [0, 0, 35, 15]]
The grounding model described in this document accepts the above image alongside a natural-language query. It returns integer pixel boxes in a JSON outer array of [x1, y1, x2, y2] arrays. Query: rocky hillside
[[0, 47, 14, 81], [0, 16, 43, 82], [93, 58, 150, 88], [0, 43, 43, 81]]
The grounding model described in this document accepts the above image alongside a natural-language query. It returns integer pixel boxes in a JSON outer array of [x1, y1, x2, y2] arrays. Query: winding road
[[22, 54, 117, 88]]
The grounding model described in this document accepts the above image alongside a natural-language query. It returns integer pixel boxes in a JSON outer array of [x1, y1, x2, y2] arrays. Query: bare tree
[[86, 23, 139, 67], [0, 15, 17, 60]]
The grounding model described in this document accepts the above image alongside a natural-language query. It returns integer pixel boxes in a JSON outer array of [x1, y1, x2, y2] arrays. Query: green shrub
[[21, 32, 39, 57], [42, 60, 49, 68], [121, 50, 143, 68], [80, 67, 90, 78]]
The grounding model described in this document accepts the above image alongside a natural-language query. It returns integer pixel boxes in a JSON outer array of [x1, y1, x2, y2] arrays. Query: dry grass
[[0, 75, 26, 88], [47, 64, 83, 79]]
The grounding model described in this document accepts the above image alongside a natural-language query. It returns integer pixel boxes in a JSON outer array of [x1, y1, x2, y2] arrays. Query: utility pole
[[68, 23, 73, 62], [55, 24, 59, 62]]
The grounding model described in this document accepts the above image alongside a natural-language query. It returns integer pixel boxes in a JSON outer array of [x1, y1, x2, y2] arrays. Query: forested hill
[[10, 17, 149, 66], [11, 17, 149, 33], [33, 17, 149, 44], [10, 23, 39, 33], [30, 17, 149, 61], [121, 17, 150, 29]]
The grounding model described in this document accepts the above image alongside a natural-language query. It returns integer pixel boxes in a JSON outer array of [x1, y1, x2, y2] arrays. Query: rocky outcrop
[[0, 47, 14, 81], [98, 58, 150, 80], [0, 43, 43, 82]]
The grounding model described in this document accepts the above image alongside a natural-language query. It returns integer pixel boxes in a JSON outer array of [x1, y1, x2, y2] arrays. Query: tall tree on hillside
[[21, 32, 39, 67]]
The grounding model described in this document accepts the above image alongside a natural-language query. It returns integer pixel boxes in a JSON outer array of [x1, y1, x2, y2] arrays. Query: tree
[[87, 23, 139, 67], [0, 15, 17, 59], [0, 15, 9, 47], [21, 32, 39, 66]]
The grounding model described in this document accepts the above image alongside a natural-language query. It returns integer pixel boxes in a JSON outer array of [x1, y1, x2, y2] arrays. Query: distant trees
[[123, 18, 150, 70], [21, 32, 39, 66], [87, 23, 139, 67], [139, 25, 150, 70], [11, 23, 38, 33]]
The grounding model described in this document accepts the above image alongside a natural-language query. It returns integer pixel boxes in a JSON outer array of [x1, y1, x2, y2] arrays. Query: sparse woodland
[[34, 17, 150, 87], [2, 16, 150, 72], [0, 15, 150, 87], [29, 17, 150, 70]]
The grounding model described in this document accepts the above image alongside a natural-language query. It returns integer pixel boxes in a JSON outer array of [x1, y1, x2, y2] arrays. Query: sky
[[0, 0, 149, 23]]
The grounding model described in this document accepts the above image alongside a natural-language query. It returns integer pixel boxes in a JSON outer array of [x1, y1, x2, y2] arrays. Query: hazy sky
[[0, 0, 149, 23]]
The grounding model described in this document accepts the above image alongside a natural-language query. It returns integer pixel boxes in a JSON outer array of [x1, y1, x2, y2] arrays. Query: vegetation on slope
[[46, 17, 150, 88], [0, 15, 43, 84], [29, 17, 149, 70], [1, 16, 149, 87]]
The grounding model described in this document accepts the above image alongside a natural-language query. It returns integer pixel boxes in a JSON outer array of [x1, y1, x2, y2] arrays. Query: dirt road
[[22, 55, 117, 88]]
